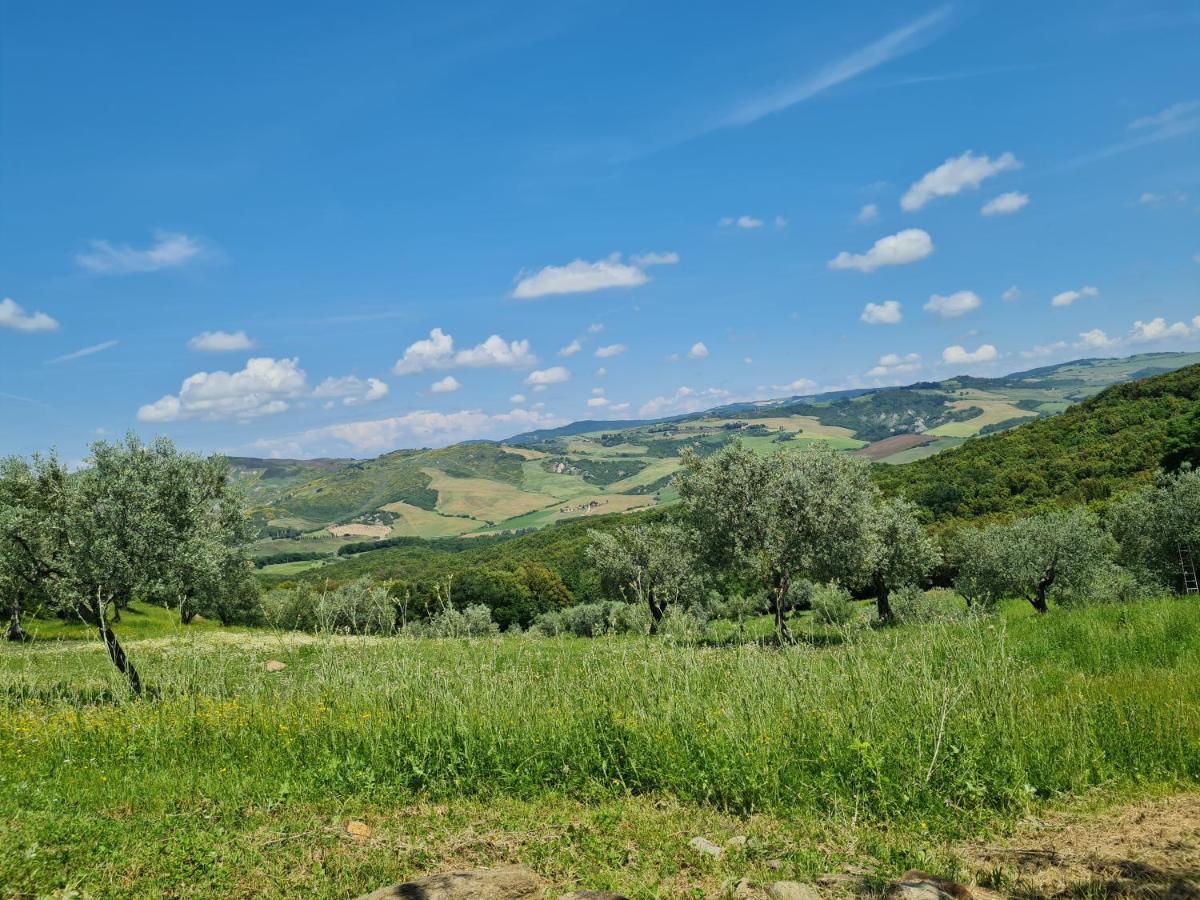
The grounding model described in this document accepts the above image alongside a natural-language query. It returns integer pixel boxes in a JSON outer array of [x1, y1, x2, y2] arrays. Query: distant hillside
[[876, 362, 1200, 523], [235, 351, 1200, 570]]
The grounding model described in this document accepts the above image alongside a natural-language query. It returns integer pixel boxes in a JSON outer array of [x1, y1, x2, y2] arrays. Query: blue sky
[[2, 1, 1198, 460]]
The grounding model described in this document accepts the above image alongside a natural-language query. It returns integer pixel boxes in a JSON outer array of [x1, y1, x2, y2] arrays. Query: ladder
[[1181, 546, 1199, 595]]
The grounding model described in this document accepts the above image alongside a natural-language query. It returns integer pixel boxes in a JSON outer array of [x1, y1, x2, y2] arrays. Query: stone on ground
[[767, 882, 821, 900], [884, 870, 973, 900], [689, 836, 724, 858], [264, 659, 286, 672], [356, 865, 545, 899]]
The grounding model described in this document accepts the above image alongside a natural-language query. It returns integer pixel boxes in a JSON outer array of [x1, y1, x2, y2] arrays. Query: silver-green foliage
[[1108, 467, 1200, 592], [586, 522, 698, 633], [953, 508, 1116, 612], [677, 443, 878, 638]]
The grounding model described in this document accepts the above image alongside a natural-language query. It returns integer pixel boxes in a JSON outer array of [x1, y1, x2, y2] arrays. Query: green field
[[3, 598, 1198, 896]]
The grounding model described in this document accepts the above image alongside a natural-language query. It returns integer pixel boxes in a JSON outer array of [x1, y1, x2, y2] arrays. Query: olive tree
[[1108, 467, 1200, 592], [677, 443, 877, 640], [952, 508, 1115, 613], [867, 497, 941, 623], [0, 435, 257, 692], [586, 522, 697, 634]]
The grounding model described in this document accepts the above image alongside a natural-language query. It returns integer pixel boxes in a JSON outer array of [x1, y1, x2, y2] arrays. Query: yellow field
[[423, 468, 556, 523], [497, 445, 547, 460], [378, 501, 481, 537], [927, 398, 1030, 437], [606, 458, 680, 493], [327, 523, 390, 538]]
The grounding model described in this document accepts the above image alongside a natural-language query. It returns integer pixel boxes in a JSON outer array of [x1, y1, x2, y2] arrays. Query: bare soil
[[958, 793, 1200, 898]]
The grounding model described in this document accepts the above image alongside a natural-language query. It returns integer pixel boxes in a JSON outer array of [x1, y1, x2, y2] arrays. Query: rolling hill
[[235, 351, 1200, 573]]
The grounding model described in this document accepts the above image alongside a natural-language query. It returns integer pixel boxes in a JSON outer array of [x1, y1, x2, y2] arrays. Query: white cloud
[[588, 323, 605, 333], [558, 339, 582, 357], [188, 330, 255, 352], [509, 393, 526, 404], [591, 387, 605, 395], [942, 344, 998, 365], [1051, 285, 1099, 307], [0, 297, 59, 333], [1002, 285, 1021, 303], [512, 251, 676, 299], [856, 203, 879, 223], [981, 191, 1030, 216], [1137, 190, 1189, 206], [1129, 100, 1200, 130], [76, 231, 203, 274], [595, 367, 608, 378], [1130, 317, 1191, 343], [430, 375, 461, 394], [313, 375, 389, 407], [774, 216, 788, 229], [454, 334, 536, 368], [925, 290, 982, 318], [594, 343, 627, 358], [138, 357, 307, 422], [638, 385, 733, 417], [1076, 329, 1113, 350], [525, 366, 571, 386], [47, 340, 119, 364], [770, 378, 819, 395], [393, 328, 454, 374], [860, 300, 902, 325], [901, 151, 1021, 211], [587, 396, 610, 408], [392, 328, 535, 374], [722, 215, 764, 229], [866, 352, 921, 378], [252, 408, 568, 456], [828, 228, 933, 273], [688, 341, 709, 359]]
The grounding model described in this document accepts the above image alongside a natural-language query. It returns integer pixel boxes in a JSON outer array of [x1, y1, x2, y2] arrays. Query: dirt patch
[[327, 523, 391, 539], [959, 793, 1200, 898], [853, 434, 936, 460]]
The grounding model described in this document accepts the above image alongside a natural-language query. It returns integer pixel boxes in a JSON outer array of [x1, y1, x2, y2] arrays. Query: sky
[[2, 0, 1198, 460]]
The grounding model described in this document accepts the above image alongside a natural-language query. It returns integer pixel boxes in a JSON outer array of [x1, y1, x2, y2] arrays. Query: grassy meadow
[[2, 597, 1198, 896]]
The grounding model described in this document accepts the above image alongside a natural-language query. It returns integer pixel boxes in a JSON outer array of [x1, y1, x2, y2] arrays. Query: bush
[[534, 601, 648, 637], [419, 604, 498, 638], [315, 580, 396, 635], [657, 606, 707, 645], [891, 585, 964, 625], [811, 583, 855, 626], [260, 583, 319, 632], [1056, 564, 1156, 607]]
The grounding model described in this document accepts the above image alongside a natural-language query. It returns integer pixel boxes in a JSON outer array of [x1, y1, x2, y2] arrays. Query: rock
[[732, 877, 754, 897], [264, 660, 286, 672], [559, 893, 628, 900], [768, 883, 820, 900], [345, 820, 371, 839], [356, 865, 545, 899], [818, 873, 863, 889], [727, 835, 749, 848], [884, 871, 973, 900], [765, 860, 783, 871], [689, 836, 724, 859]]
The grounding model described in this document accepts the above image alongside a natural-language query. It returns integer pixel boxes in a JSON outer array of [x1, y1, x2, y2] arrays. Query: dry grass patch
[[424, 468, 556, 523]]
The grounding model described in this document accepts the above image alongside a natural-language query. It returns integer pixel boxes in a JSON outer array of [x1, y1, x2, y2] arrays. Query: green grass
[[2, 599, 1197, 896]]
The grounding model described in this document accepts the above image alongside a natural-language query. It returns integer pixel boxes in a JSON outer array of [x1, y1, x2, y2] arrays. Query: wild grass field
[[3, 597, 1198, 897]]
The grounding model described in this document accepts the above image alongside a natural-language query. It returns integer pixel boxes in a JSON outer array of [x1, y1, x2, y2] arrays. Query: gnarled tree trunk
[[874, 573, 894, 625], [6, 594, 30, 642]]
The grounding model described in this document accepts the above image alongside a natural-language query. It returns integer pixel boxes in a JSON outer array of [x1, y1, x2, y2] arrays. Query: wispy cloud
[[1062, 100, 1200, 169], [47, 340, 119, 364], [717, 6, 953, 130], [76, 231, 204, 275]]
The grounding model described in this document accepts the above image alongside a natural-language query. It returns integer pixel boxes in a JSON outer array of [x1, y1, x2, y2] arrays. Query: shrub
[[420, 604, 498, 638], [260, 583, 319, 632], [314, 580, 396, 635], [891, 585, 964, 625], [811, 583, 855, 626]]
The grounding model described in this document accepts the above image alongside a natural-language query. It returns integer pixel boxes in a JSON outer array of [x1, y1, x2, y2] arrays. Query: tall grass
[[2, 599, 1198, 833]]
